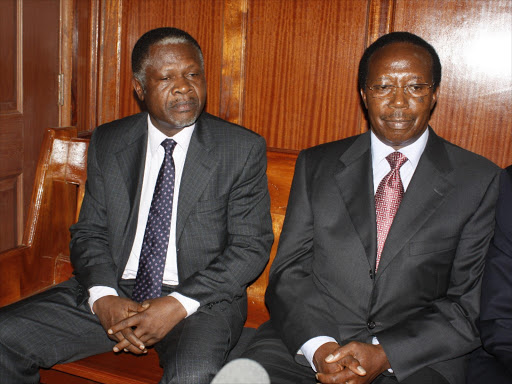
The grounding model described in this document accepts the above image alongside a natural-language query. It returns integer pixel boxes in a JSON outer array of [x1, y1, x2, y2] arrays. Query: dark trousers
[[0, 278, 239, 384], [242, 322, 450, 384], [466, 347, 512, 384]]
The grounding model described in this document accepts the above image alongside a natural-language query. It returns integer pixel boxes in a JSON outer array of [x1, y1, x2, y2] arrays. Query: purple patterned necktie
[[375, 152, 408, 272], [132, 139, 177, 302]]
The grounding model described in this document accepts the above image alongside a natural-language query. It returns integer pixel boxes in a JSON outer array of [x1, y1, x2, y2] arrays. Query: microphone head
[[211, 358, 270, 384]]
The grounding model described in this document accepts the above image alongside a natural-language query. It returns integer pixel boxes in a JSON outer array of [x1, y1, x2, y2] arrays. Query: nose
[[172, 76, 192, 94], [388, 86, 409, 109]]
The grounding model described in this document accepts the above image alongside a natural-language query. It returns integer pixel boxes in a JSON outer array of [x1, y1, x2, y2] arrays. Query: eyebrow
[[371, 75, 424, 82]]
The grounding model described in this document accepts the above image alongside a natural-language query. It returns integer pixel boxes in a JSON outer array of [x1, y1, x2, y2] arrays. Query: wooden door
[[0, 0, 61, 252]]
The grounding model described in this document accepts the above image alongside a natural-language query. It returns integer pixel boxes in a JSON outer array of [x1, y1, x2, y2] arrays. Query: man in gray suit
[[0, 27, 273, 384], [243, 32, 499, 384]]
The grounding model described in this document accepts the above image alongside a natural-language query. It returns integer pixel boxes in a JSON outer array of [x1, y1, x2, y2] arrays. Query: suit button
[[367, 321, 376, 329]]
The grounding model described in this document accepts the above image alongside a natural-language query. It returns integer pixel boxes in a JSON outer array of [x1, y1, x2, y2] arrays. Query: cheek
[[195, 82, 206, 97]]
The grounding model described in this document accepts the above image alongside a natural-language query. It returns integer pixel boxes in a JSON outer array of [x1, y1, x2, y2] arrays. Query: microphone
[[211, 358, 270, 384]]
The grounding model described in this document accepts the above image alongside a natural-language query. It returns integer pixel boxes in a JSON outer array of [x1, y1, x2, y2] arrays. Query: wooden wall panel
[[96, 0, 122, 127], [0, 0, 23, 251], [23, 0, 61, 219], [86, 0, 510, 165], [72, 0, 99, 132], [118, 0, 225, 120], [219, 0, 248, 125], [0, 0, 18, 112], [0, 0, 60, 251], [391, 0, 512, 167], [244, 0, 370, 151]]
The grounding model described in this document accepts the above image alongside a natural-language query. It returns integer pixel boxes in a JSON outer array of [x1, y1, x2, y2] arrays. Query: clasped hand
[[93, 295, 187, 355], [313, 341, 390, 384]]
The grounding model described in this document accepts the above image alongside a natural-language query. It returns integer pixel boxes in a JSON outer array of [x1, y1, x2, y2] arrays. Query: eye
[[160, 77, 169, 81], [371, 85, 393, 91], [408, 84, 423, 91]]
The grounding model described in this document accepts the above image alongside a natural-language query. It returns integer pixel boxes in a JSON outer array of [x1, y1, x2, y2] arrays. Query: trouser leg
[[0, 279, 115, 384], [241, 321, 317, 384], [155, 301, 242, 384]]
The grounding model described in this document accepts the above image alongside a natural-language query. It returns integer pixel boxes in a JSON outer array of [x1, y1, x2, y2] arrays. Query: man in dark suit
[[467, 165, 512, 383], [0, 27, 273, 384], [242, 32, 500, 384]]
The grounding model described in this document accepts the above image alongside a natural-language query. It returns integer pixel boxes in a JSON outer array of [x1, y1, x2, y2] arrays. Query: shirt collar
[[147, 115, 195, 156], [371, 127, 429, 168]]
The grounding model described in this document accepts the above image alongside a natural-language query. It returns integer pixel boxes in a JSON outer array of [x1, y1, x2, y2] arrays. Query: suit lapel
[[376, 128, 454, 276], [116, 117, 147, 208], [176, 115, 217, 244], [115, 114, 147, 270], [335, 132, 377, 268]]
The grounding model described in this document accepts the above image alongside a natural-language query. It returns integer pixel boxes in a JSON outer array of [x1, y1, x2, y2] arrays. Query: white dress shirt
[[300, 128, 429, 371], [88, 116, 200, 317]]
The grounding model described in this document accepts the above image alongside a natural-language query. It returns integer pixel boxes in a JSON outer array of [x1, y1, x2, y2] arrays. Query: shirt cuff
[[88, 286, 119, 314], [170, 292, 200, 318], [372, 336, 393, 373], [300, 336, 337, 371]]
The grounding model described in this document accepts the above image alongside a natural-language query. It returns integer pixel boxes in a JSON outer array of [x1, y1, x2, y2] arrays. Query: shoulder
[[91, 112, 147, 145], [197, 112, 266, 153], [300, 133, 366, 164], [429, 131, 500, 179]]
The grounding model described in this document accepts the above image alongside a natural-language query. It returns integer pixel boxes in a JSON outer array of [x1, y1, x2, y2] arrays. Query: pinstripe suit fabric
[[0, 112, 273, 384]]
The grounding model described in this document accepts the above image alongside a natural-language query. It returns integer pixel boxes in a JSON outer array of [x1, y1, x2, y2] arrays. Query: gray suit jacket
[[70, 112, 273, 325], [266, 128, 500, 383]]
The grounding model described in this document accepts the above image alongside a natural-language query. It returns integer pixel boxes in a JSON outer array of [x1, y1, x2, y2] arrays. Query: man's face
[[133, 42, 207, 136], [360, 42, 438, 149]]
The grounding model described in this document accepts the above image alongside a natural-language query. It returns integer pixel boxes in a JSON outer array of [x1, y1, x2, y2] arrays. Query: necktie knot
[[386, 151, 407, 170], [162, 138, 177, 155]]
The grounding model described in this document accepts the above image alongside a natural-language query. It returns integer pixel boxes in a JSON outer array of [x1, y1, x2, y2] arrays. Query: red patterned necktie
[[132, 138, 177, 302], [375, 152, 408, 272]]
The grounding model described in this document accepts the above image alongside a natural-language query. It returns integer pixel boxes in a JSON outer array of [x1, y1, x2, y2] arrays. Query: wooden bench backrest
[[12, 126, 296, 327]]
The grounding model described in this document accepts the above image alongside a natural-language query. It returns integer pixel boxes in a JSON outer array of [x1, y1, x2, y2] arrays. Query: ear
[[132, 77, 145, 101], [430, 86, 439, 110], [360, 88, 368, 109]]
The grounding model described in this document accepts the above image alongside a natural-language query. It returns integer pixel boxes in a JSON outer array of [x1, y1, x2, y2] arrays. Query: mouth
[[382, 116, 413, 129], [170, 100, 197, 112]]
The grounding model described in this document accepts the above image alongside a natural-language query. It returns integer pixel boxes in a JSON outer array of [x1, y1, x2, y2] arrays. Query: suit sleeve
[[175, 136, 273, 306], [377, 169, 500, 380], [478, 167, 512, 372], [265, 151, 340, 355], [69, 129, 120, 292]]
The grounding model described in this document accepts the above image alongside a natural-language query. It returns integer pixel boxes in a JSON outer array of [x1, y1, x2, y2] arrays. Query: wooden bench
[[0, 126, 296, 384]]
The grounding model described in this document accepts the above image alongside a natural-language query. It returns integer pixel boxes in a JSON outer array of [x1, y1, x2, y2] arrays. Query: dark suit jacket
[[467, 166, 512, 383], [266, 128, 500, 384], [70, 112, 273, 327]]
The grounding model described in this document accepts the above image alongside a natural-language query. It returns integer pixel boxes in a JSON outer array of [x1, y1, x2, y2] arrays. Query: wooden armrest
[[0, 246, 29, 306]]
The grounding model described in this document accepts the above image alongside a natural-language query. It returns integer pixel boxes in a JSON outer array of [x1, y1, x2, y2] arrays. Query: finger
[[109, 332, 143, 354], [120, 327, 145, 351], [127, 302, 150, 317], [316, 370, 350, 384], [325, 352, 366, 377], [108, 324, 145, 351], [108, 315, 140, 335], [106, 331, 122, 343], [115, 339, 147, 354], [114, 338, 137, 353], [337, 355, 366, 377]]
